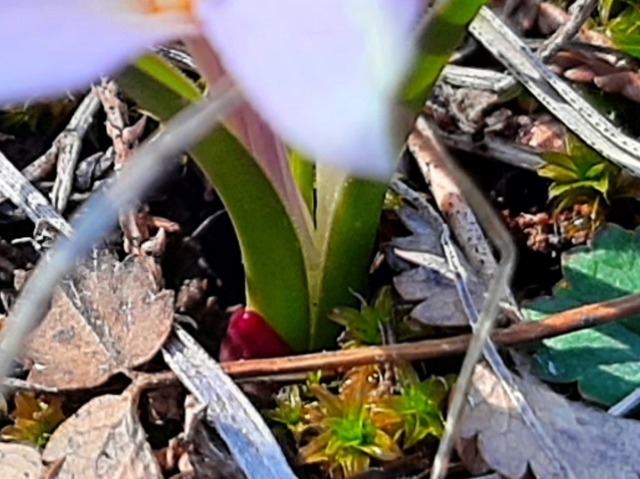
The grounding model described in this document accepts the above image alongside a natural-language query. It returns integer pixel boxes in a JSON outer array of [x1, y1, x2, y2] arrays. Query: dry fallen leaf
[[393, 265, 481, 327], [517, 115, 566, 153], [43, 391, 163, 479], [389, 203, 484, 328], [457, 363, 640, 478], [23, 250, 174, 389], [0, 442, 43, 478]]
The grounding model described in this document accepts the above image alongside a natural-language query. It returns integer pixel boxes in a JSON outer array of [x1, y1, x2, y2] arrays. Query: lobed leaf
[[526, 224, 640, 405]]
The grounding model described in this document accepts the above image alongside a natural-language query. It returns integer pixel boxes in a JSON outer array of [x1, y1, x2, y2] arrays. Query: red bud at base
[[220, 307, 293, 361]]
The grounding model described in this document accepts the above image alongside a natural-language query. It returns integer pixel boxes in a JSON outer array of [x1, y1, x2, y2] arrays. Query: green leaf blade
[[118, 55, 311, 351], [402, 0, 488, 110], [311, 172, 387, 349], [525, 224, 640, 405], [608, 6, 640, 59]]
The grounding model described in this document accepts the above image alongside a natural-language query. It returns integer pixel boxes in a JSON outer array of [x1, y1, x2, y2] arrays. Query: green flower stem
[[403, 0, 488, 111], [310, 171, 387, 349], [118, 55, 311, 351], [309, 0, 488, 349]]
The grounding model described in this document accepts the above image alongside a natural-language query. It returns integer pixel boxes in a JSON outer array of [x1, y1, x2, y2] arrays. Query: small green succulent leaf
[[598, 0, 618, 24], [270, 386, 306, 433], [585, 162, 609, 179], [373, 286, 394, 315], [548, 182, 600, 201], [539, 135, 619, 208], [1, 393, 65, 448], [608, 5, 640, 59], [288, 149, 315, 215], [327, 287, 394, 345], [538, 152, 581, 182], [383, 368, 448, 448], [300, 380, 402, 478], [329, 306, 380, 344], [525, 224, 640, 405]]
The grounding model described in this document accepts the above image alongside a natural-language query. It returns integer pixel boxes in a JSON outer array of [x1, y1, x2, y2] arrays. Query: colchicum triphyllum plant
[[0, 0, 487, 353]]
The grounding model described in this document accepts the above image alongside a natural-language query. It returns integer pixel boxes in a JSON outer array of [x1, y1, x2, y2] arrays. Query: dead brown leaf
[[394, 266, 482, 327], [43, 391, 163, 479], [549, 49, 640, 104], [389, 203, 485, 328], [594, 71, 640, 103], [457, 363, 640, 478], [23, 250, 174, 389], [0, 442, 43, 478], [517, 115, 566, 152]]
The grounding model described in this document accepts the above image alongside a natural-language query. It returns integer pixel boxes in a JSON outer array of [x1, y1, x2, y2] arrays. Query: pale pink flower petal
[[0, 0, 192, 104], [196, 0, 421, 179], [186, 37, 313, 235]]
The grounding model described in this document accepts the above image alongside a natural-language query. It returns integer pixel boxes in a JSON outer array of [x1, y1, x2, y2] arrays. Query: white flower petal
[[196, 0, 420, 179], [0, 0, 192, 104]]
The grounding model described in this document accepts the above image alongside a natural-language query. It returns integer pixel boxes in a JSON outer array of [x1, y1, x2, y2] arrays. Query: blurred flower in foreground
[[0, 0, 420, 177]]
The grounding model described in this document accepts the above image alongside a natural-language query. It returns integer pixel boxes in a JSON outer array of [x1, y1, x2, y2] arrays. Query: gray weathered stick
[[0, 149, 72, 237], [471, 7, 640, 176], [163, 325, 297, 479], [50, 90, 101, 212]]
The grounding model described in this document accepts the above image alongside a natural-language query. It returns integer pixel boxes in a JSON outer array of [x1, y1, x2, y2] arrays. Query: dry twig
[[95, 80, 148, 253], [50, 91, 101, 212], [220, 291, 640, 379]]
